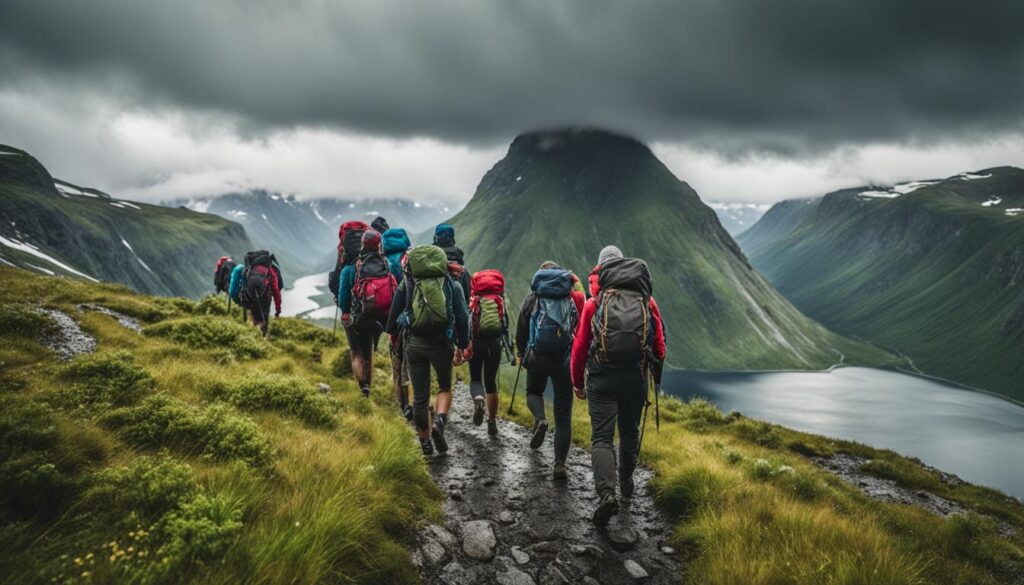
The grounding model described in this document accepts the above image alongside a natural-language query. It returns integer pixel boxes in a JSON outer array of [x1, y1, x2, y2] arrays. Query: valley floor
[[2, 266, 1023, 585]]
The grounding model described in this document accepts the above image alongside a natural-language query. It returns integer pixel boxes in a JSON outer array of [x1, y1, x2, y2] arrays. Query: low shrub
[[103, 395, 273, 467], [157, 492, 244, 564], [653, 466, 728, 518], [204, 371, 340, 428], [732, 419, 783, 449], [683, 397, 726, 426], [89, 457, 198, 521], [332, 348, 353, 377], [94, 298, 174, 323], [270, 318, 338, 346], [0, 305, 58, 338], [193, 295, 230, 316], [56, 351, 153, 410], [144, 317, 268, 360], [0, 395, 102, 519]]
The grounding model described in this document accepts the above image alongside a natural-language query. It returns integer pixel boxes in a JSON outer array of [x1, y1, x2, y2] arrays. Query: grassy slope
[[445, 129, 896, 370], [746, 170, 1024, 399], [0, 147, 252, 298], [1, 267, 1023, 584]]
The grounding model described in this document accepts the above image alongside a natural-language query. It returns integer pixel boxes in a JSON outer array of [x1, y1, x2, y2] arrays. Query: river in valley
[[663, 367, 1024, 499]]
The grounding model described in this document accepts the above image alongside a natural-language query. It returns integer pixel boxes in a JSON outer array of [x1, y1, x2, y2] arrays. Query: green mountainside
[[735, 197, 822, 258], [0, 145, 252, 298], [442, 128, 895, 370], [741, 168, 1024, 399]]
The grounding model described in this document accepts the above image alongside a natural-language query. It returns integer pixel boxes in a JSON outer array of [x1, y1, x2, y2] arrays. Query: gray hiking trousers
[[587, 365, 647, 498]]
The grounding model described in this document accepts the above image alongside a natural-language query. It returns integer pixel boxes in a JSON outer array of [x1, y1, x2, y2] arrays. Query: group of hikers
[[213, 217, 666, 527]]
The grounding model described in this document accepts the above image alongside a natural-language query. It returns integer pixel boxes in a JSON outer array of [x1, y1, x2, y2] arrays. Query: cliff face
[[0, 145, 253, 298]]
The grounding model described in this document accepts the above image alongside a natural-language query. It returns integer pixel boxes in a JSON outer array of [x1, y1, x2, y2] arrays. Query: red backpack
[[351, 253, 397, 325], [469, 269, 507, 339]]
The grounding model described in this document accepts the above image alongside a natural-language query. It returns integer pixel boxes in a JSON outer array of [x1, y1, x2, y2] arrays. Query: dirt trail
[[413, 381, 681, 584]]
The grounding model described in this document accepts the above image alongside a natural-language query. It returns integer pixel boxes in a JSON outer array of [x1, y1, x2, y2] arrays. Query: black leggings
[[406, 334, 454, 432], [469, 337, 501, 398]]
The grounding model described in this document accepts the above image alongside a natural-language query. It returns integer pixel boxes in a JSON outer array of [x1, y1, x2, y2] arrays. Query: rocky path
[[413, 380, 681, 584]]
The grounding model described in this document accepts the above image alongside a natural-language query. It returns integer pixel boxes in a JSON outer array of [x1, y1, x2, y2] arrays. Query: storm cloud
[[2, 0, 1022, 151], [0, 0, 1022, 203]]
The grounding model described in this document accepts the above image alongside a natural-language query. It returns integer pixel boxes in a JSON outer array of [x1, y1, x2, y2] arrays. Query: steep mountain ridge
[[443, 128, 894, 370], [0, 145, 252, 298], [742, 167, 1024, 398], [171, 192, 452, 275]]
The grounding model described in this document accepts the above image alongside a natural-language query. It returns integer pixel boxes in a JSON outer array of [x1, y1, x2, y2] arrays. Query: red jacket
[[571, 266, 667, 388]]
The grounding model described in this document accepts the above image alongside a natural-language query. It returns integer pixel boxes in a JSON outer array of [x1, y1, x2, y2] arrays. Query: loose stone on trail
[[416, 382, 680, 583]]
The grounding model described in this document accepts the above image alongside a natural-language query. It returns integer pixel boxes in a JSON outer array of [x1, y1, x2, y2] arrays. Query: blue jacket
[[228, 263, 245, 302], [336, 263, 356, 313]]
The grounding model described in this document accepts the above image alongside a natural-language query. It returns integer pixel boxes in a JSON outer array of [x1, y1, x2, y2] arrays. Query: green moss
[[0, 304, 57, 338]]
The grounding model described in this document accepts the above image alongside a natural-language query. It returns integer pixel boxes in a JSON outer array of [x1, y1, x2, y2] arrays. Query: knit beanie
[[597, 245, 623, 266], [361, 229, 382, 253]]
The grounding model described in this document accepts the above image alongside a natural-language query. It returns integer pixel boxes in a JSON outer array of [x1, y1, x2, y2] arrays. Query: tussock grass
[[0, 267, 438, 584]]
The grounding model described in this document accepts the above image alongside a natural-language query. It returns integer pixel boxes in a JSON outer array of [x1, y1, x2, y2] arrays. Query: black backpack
[[239, 251, 276, 309], [214, 258, 236, 294], [590, 258, 653, 367]]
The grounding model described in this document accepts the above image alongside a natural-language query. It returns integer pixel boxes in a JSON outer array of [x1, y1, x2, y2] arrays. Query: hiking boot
[[360, 384, 370, 399], [473, 397, 485, 427], [419, 438, 434, 457], [619, 476, 635, 499], [431, 419, 449, 453], [487, 418, 498, 437], [553, 462, 568, 481], [592, 493, 619, 527], [402, 404, 414, 422], [529, 420, 548, 450]]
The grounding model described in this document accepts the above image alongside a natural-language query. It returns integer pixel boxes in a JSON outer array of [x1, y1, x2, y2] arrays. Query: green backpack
[[405, 245, 451, 335]]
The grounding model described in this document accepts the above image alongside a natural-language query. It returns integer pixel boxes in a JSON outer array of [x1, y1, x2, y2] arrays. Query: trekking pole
[[655, 381, 661, 432], [638, 372, 653, 457], [332, 304, 339, 336], [507, 358, 524, 416]]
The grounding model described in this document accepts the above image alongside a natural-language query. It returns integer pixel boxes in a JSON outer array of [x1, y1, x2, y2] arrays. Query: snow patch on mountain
[[958, 172, 992, 181], [25, 262, 55, 276], [981, 197, 1002, 207], [120, 237, 154, 273], [0, 235, 99, 281], [1006, 208, 1023, 217]]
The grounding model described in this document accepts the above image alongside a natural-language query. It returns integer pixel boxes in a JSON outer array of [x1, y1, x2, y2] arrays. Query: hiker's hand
[[275, 310, 281, 318], [573, 386, 587, 400], [462, 343, 473, 361], [341, 313, 351, 327], [452, 349, 465, 366]]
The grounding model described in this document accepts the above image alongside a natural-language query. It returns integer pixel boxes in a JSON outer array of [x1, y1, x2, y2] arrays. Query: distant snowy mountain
[[167, 191, 455, 276], [707, 202, 771, 235]]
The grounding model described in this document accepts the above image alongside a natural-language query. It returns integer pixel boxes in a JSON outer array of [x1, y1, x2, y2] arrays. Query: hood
[[588, 265, 601, 297]]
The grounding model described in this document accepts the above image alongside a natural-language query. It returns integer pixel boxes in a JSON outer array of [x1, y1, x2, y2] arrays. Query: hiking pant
[[390, 335, 411, 389], [469, 337, 501, 398], [344, 321, 382, 360], [250, 298, 272, 325], [406, 333, 454, 432], [526, 359, 574, 464], [587, 365, 646, 498]]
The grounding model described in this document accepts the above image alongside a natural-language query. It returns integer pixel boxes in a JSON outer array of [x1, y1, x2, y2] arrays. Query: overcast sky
[[1, 0, 1022, 205]]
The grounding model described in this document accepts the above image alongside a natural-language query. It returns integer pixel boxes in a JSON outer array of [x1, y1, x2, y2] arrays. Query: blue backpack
[[381, 228, 411, 283], [526, 269, 578, 361]]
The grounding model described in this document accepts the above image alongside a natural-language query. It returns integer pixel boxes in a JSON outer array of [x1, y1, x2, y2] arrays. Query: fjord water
[[664, 367, 1024, 498]]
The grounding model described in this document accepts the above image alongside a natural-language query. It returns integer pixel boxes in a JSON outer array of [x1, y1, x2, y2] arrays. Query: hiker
[[329, 220, 371, 375], [385, 244, 471, 456], [371, 216, 390, 233], [571, 245, 666, 527], [338, 230, 397, 398], [382, 227, 413, 417], [236, 250, 283, 336], [214, 256, 237, 295], [468, 269, 512, 436], [433, 224, 471, 304], [516, 261, 585, 479]]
